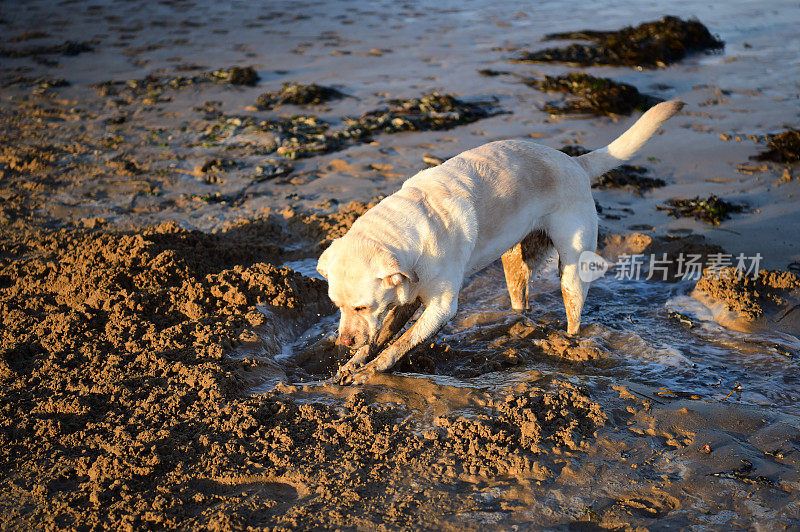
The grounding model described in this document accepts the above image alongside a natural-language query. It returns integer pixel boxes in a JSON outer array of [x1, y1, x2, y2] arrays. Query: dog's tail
[[576, 100, 685, 178]]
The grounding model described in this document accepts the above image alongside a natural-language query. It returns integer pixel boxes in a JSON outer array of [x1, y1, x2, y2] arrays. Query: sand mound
[[0, 218, 334, 529], [433, 381, 606, 478], [692, 267, 800, 333], [0, 208, 609, 528], [0, 200, 600, 529]]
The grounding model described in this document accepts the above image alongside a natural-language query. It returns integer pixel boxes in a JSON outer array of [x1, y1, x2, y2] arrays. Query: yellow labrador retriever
[[317, 100, 683, 384]]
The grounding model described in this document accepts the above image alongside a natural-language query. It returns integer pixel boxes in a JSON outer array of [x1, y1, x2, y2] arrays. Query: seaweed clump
[[560, 145, 665, 194], [261, 93, 501, 159], [477, 68, 509, 77], [93, 66, 260, 105], [657, 195, 743, 225], [255, 82, 345, 110], [351, 92, 499, 133], [752, 129, 800, 164], [526, 73, 661, 115], [515, 16, 724, 68], [193, 93, 500, 160], [262, 115, 340, 160]]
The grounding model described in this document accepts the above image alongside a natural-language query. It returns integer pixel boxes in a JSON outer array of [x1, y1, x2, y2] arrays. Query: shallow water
[[258, 256, 800, 416]]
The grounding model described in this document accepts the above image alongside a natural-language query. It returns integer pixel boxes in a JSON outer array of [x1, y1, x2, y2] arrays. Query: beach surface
[[1, 0, 799, 529]]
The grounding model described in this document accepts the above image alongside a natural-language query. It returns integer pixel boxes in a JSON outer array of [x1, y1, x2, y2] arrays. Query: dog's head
[[317, 235, 418, 349]]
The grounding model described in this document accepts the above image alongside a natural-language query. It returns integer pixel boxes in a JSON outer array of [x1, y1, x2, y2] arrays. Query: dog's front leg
[[560, 262, 588, 335], [340, 290, 458, 385], [333, 300, 421, 384], [373, 299, 422, 348]]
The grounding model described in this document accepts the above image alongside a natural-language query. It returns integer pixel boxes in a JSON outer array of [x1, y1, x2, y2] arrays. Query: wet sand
[[2, 0, 800, 529]]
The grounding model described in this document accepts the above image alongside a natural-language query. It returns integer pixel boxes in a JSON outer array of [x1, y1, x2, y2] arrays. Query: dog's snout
[[337, 334, 355, 347]]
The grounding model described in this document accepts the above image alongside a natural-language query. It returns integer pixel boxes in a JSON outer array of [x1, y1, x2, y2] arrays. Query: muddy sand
[[2, 0, 800, 530]]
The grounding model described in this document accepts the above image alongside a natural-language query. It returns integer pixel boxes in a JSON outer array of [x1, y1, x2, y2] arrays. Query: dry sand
[[2, 0, 800, 529]]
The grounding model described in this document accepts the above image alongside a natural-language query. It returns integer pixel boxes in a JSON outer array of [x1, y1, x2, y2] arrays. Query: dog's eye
[[353, 306, 368, 312]]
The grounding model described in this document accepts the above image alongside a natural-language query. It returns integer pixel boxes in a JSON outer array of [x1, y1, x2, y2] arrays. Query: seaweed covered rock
[[752, 129, 800, 164], [657, 195, 744, 225], [526, 73, 661, 115], [255, 82, 345, 110], [515, 16, 723, 68], [208, 66, 260, 86], [560, 145, 665, 194]]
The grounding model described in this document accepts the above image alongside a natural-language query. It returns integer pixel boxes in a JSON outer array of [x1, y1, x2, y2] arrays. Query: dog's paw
[[349, 366, 378, 385], [335, 360, 381, 386], [334, 361, 364, 385], [333, 367, 353, 385]]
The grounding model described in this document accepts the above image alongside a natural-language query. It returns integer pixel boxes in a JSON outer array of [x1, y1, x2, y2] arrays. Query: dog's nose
[[337, 334, 354, 347]]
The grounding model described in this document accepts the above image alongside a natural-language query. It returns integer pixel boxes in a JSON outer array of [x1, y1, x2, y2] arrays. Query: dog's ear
[[375, 250, 418, 288], [382, 272, 416, 288], [317, 239, 338, 279]]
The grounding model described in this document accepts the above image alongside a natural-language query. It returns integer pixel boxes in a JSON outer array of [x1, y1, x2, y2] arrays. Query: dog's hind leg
[[548, 213, 597, 335], [501, 244, 530, 310], [501, 230, 554, 311]]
